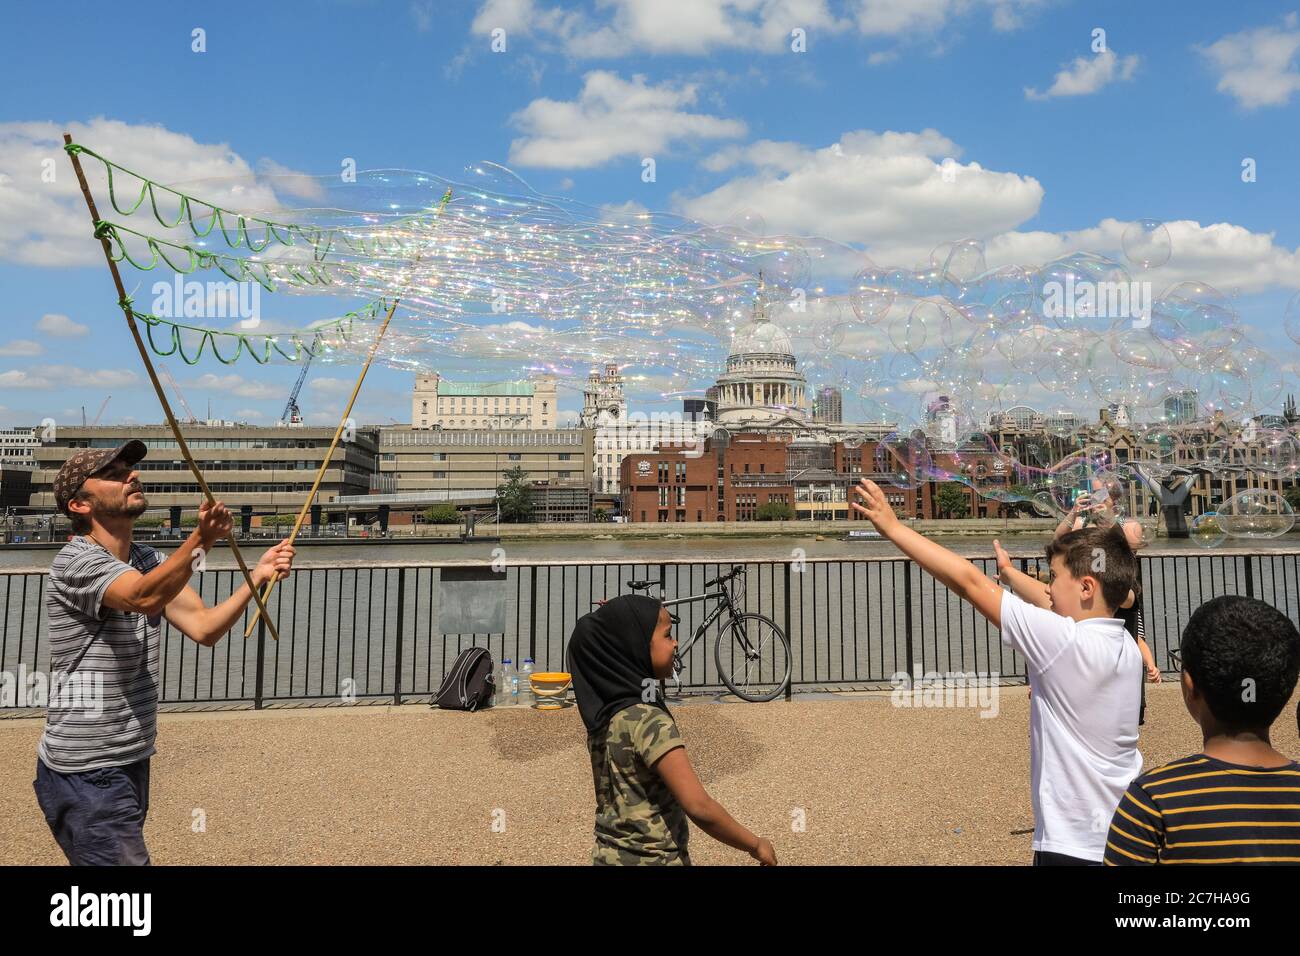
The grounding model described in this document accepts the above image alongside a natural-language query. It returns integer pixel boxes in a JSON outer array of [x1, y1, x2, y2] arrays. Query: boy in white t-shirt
[[852, 479, 1143, 865]]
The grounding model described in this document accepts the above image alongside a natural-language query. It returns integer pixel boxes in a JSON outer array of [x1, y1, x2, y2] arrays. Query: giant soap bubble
[[1216, 490, 1295, 539]]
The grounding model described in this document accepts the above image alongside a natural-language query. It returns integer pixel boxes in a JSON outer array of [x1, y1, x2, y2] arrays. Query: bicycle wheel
[[715, 613, 791, 702]]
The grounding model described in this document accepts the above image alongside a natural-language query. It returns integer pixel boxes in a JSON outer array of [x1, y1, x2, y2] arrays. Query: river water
[[5, 531, 1296, 570]]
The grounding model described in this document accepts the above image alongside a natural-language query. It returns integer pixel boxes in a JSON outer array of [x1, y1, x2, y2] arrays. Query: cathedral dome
[[729, 316, 793, 357]]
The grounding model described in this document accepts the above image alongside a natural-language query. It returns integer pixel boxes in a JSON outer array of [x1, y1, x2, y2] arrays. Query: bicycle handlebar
[[704, 566, 745, 589]]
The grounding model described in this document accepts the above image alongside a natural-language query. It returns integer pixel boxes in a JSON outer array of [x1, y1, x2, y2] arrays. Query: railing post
[[783, 562, 793, 701], [253, 616, 266, 711], [903, 562, 916, 682], [393, 567, 406, 705], [528, 566, 538, 661], [1243, 555, 1255, 599]]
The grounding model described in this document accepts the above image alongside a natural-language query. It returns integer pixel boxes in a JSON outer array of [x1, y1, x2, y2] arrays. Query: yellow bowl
[[530, 672, 572, 700]]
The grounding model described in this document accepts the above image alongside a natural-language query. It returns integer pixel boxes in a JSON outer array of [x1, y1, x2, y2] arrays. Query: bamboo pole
[[64, 133, 281, 642], [243, 188, 452, 637]]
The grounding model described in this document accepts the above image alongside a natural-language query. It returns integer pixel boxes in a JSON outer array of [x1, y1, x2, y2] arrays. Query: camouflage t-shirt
[[588, 703, 690, 865]]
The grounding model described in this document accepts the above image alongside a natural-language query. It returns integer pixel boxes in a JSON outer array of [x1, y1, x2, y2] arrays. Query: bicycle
[[595, 566, 791, 702]]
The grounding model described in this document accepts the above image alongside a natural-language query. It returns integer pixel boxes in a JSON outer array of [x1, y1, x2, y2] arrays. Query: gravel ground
[[3, 683, 1297, 866]]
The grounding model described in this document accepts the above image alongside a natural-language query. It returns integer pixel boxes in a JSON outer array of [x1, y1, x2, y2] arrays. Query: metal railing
[[2, 550, 1296, 711]]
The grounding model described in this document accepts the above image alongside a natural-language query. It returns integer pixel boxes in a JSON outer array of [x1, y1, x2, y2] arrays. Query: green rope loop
[[131, 298, 385, 366], [66, 141, 455, 264], [96, 219, 357, 293]]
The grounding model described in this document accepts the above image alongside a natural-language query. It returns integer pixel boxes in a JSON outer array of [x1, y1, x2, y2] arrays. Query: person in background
[[1053, 477, 1160, 719]]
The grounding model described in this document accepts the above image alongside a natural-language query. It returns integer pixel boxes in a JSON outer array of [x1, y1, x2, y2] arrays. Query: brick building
[[619, 435, 792, 523]]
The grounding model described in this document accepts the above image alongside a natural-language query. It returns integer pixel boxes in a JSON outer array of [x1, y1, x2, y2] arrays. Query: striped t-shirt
[[1105, 753, 1300, 865], [38, 537, 163, 773]]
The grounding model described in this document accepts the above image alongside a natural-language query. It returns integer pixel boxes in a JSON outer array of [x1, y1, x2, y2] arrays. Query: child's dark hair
[[1182, 595, 1300, 732], [1043, 524, 1137, 612]]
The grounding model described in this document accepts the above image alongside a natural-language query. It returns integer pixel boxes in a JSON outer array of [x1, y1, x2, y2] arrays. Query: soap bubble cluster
[[85, 144, 1300, 536]]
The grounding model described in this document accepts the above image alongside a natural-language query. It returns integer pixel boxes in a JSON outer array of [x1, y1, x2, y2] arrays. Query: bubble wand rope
[[63, 134, 281, 642], [242, 188, 453, 638]]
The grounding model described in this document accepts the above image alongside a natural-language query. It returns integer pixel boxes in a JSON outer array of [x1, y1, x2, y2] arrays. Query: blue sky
[[3, 0, 1300, 428]]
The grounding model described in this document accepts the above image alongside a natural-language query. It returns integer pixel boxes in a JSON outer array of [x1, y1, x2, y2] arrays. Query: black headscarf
[[566, 594, 670, 734]]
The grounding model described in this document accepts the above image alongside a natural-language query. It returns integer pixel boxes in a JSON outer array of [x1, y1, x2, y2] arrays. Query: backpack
[[432, 647, 495, 711]]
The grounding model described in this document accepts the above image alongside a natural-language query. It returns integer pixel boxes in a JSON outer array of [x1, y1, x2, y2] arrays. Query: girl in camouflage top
[[568, 595, 777, 866]]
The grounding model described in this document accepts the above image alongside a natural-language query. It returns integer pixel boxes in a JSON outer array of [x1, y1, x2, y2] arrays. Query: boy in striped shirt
[[1105, 595, 1300, 865]]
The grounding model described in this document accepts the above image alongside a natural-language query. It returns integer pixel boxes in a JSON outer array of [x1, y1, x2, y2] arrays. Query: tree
[[592, 508, 609, 522], [421, 504, 461, 525], [1283, 486, 1300, 513], [756, 502, 793, 521], [495, 466, 533, 523], [935, 483, 970, 519]]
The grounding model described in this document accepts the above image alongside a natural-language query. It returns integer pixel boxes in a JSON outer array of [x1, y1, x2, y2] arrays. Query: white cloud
[[0, 339, 43, 356], [253, 159, 326, 201], [307, 377, 356, 395], [981, 218, 1300, 295], [233, 408, 266, 420], [472, 0, 846, 57], [852, 0, 1043, 36], [508, 71, 747, 169], [0, 365, 138, 389], [680, 127, 1300, 295], [1198, 13, 1300, 109], [680, 129, 1044, 248], [35, 313, 89, 338], [1024, 49, 1140, 101], [0, 119, 303, 267], [189, 373, 284, 401]]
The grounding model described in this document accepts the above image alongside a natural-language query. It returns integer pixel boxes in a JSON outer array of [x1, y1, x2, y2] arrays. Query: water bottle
[[499, 658, 514, 707], [521, 658, 535, 706]]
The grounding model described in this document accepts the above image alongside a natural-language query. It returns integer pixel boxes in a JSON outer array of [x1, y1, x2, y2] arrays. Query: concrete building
[[813, 387, 843, 423], [529, 483, 593, 523], [0, 427, 38, 466], [28, 425, 378, 514], [412, 373, 557, 430], [683, 398, 715, 421], [0, 464, 33, 509], [1163, 389, 1198, 424], [370, 427, 592, 505]]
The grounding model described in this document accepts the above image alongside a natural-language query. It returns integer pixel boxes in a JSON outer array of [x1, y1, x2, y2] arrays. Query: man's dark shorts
[[33, 758, 151, 865]]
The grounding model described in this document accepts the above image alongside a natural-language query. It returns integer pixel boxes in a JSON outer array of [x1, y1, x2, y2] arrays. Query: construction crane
[[81, 396, 111, 426], [158, 365, 199, 424], [281, 352, 314, 425]]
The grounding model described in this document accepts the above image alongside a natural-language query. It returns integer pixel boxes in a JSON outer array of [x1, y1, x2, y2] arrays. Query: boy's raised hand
[[851, 479, 898, 532], [993, 539, 1012, 580]]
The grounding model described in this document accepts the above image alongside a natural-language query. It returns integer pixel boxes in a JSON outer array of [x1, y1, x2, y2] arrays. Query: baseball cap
[[53, 440, 148, 516]]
